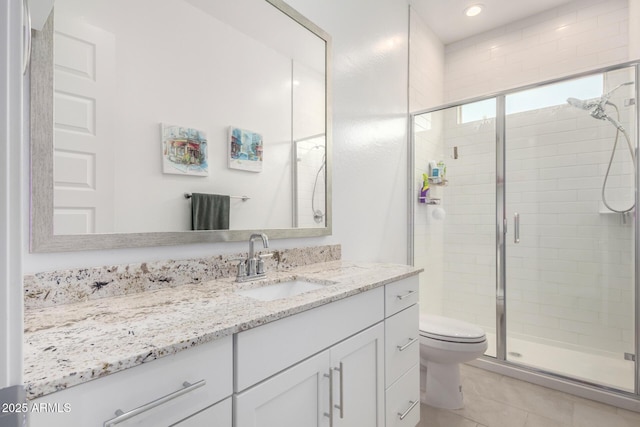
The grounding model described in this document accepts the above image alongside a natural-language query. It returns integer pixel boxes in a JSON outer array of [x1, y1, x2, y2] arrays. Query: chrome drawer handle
[[396, 290, 417, 300], [398, 400, 419, 420], [323, 370, 333, 427], [334, 362, 344, 419], [103, 380, 206, 426], [397, 337, 418, 352]]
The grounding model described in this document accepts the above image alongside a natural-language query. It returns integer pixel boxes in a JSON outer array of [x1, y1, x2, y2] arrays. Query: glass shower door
[[412, 100, 497, 358], [503, 67, 637, 391]]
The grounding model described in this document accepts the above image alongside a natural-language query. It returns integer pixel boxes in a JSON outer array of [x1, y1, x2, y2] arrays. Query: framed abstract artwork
[[228, 126, 263, 172], [162, 124, 208, 176]]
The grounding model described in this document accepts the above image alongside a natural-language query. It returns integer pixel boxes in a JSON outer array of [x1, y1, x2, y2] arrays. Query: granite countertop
[[24, 260, 421, 400]]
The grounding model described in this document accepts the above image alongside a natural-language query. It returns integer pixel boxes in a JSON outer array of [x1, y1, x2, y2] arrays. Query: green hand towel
[[191, 193, 230, 230]]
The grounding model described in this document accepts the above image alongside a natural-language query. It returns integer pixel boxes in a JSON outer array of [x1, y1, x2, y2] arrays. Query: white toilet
[[419, 314, 487, 409]]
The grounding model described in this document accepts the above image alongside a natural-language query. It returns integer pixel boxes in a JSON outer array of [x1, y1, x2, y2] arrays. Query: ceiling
[[410, 0, 576, 45]]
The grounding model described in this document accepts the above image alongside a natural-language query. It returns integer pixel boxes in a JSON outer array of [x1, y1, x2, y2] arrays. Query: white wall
[[444, 0, 630, 102], [284, 0, 410, 263], [409, 7, 445, 315], [23, 0, 410, 272]]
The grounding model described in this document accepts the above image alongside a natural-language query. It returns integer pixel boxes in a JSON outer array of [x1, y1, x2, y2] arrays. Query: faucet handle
[[231, 258, 247, 279], [256, 253, 273, 275]]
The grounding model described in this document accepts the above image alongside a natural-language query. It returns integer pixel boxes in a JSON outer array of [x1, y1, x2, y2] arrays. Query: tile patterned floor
[[418, 364, 640, 427]]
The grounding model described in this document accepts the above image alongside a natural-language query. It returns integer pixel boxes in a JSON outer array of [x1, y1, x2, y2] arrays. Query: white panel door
[[330, 323, 385, 427], [53, 13, 115, 234], [235, 350, 331, 427]]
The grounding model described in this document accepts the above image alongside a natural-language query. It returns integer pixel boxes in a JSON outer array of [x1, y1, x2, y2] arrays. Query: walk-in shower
[[410, 62, 640, 406]]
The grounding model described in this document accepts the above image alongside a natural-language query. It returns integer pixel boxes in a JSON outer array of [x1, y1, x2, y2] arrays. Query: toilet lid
[[419, 314, 486, 344]]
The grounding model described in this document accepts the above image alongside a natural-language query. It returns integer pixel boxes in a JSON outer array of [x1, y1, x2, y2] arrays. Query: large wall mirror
[[30, 0, 332, 252]]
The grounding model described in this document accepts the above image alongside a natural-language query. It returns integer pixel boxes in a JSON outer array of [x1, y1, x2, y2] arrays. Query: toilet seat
[[419, 314, 486, 344]]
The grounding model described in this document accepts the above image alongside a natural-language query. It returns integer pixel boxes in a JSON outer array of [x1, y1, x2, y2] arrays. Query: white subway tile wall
[[444, 0, 630, 103]]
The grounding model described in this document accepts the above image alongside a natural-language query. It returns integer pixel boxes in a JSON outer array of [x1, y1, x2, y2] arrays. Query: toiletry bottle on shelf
[[419, 173, 429, 203], [438, 161, 446, 181], [429, 161, 440, 183]]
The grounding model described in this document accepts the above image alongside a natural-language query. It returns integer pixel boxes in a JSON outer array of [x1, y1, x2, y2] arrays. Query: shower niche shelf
[[418, 197, 440, 205], [427, 177, 448, 186]]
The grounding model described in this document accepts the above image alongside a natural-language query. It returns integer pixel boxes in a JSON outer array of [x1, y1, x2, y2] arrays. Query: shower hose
[[602, 102, 636, 214]]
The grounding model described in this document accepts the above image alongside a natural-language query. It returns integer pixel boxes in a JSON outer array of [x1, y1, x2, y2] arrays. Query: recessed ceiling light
[[464, 4, 483, 17]]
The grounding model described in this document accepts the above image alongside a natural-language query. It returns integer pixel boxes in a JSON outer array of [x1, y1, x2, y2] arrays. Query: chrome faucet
[[236, 233, 270, 282]]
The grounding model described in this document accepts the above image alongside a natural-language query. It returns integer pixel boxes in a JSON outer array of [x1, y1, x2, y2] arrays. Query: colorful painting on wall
[[162, 124, 208, 176], [228, 127, 263, 172]]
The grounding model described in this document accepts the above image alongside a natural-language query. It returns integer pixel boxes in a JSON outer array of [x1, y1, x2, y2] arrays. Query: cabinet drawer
[[385, 276, 419, 317], [235, 287, 384, 391], [29, 336, 233, 427], [174, 397, 232, 426], [385, 304, 419, 385], [385, 364, 420, 427]]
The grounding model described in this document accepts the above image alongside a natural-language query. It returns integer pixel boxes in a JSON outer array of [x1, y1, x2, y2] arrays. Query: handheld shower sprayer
[[566, 81, 633, 131], [566, 80, 636, 214]]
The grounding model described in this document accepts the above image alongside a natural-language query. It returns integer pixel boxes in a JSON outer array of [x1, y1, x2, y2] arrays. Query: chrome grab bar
[[103, 380, 205, 426], [514, 212, 520, 244], [397, 337, 418, 352], [398, 400, 419, 420], [396, 290, 417, 300]]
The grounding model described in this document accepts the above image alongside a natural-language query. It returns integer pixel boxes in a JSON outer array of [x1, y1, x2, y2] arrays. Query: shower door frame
[[409, 60, 640, 404]]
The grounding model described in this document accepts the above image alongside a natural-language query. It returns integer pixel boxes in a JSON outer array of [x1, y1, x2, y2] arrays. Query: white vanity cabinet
[[329, 323, 385, 426], [235, 324, 384, 427], [29, 336, 233, 427], [235, 275, 420, 427], [384, 276, 420, 427], [234, 349, 332, 427], [235, 287, 385, 427]]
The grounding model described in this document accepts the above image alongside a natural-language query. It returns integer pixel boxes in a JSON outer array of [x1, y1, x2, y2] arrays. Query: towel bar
[[184, 193, 249, 202]]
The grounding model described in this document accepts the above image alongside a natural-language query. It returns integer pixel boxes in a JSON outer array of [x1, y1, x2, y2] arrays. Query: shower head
[[566, 97, 598, 111], [566, 95, 612, 122], [566, 81, 633, 131], [567, 81, 633, 112]]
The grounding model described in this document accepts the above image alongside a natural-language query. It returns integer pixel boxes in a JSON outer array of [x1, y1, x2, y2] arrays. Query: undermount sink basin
[[235, 279, 327, 301]]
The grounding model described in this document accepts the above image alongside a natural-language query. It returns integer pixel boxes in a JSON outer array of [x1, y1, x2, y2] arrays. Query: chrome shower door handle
[[514, 213, 520, 244]]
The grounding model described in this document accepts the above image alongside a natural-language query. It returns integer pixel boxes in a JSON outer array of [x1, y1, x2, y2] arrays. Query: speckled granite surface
[[24, 260, 421, 400], [24, 245, 341, 309]]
